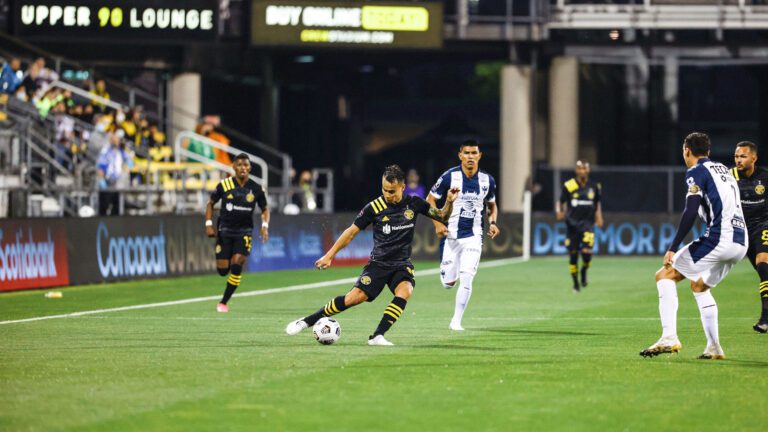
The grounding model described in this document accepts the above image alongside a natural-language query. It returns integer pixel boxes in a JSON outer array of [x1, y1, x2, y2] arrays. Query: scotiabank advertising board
[[0, 220, 70, 291]]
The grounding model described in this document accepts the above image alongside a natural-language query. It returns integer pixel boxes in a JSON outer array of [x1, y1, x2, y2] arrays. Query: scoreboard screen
[[251, 0, 443, 49], [13, 0, 218, 41]]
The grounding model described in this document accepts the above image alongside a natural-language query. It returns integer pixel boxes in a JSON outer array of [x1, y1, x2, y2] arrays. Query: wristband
[[205, 220, 213, 227], [262, 222, 269, 229]]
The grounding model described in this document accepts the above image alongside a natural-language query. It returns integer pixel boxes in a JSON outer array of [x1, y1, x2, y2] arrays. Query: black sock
[[581, 253, 592, 284], [373, 297, 407, 337], [569, 252, 579, 287], [304, 296, 348, 326], [758, 263, 768, 323], [220, 263, 242, 304], [217, 266, 230, 277]]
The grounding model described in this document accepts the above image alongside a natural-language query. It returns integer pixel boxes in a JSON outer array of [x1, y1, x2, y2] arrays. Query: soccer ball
[[313, 317, 341, 345]]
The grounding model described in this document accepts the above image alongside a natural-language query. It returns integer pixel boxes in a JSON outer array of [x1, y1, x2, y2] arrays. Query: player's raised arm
[[315, 224, 361, 270], [425, 193, 448, 237], [426, 187, 460, 223]]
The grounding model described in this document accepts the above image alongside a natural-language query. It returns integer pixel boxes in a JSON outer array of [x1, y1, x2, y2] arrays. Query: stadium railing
[[0, 34, 298, 210]]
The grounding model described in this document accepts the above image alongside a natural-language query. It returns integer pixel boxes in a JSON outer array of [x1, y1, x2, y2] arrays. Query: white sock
[[657, 279, 678, 339], [452, 272, 474, 324], [693, 291, 719, 346]]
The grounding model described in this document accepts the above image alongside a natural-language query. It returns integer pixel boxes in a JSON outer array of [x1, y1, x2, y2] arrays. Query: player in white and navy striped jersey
[[641, 133, 747, 360], [427, 140, 500, 331]]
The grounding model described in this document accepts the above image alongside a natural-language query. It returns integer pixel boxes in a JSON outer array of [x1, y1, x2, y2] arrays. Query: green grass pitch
[[2, 257, 767, 431]]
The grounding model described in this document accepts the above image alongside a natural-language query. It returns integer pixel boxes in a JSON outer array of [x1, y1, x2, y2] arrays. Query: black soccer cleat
[[639, 349, 661, 358], [639, 338, 681, 358], [580, 268, 588, 287], [753, 322, 768, 334], [572, 282, 581, 293]]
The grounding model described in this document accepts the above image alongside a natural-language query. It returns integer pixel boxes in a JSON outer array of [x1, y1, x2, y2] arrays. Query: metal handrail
[[0, 31, 293, 183], [174, 131, 269, 189]]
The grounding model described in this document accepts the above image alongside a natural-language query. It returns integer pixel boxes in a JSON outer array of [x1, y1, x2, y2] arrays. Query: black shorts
[[215, 233, 254, 260], [565, 225, 595, 252], [355, 261, 415, 302], [747, 227, 768, 267]]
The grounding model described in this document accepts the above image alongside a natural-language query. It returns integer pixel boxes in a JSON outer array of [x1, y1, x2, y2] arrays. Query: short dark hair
[[459, 139, 480, 152], [234, 153, 250, 162], [684, 132, 710, 157], [383, 164, 405, 184], [736, 141, 758, 155]]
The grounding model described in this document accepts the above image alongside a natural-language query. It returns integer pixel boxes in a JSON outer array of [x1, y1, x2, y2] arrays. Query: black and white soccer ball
[[312, 317, 341, 345]]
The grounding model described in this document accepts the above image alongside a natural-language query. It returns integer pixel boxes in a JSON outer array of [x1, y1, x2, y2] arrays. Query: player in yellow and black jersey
[[732, 141, 768, 332], [285, 165, 459, 346], [205, 153, 269, 313], [556, 160, 604, 292]]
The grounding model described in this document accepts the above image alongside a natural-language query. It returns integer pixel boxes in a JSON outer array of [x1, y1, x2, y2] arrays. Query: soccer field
[[1, 257, 767, 431]]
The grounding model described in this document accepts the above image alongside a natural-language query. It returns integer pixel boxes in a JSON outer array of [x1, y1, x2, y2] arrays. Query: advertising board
[[14, 0, 217, 41], [251, 0, 443, 48]]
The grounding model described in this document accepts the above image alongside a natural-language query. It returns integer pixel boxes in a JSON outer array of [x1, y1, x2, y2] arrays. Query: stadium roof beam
[[549, 4, 768, 29], [565, 44, 768, 65]]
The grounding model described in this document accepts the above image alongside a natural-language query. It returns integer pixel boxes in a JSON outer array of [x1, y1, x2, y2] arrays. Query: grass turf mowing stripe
[[0, 256, 527, 325]]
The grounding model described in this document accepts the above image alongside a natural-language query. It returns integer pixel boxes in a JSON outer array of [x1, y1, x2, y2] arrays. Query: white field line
[[0, 257, 527, 326]]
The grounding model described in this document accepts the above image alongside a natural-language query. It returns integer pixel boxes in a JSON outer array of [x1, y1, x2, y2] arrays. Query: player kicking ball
[[285, 165, 458, 346], [640, 133, 747, 360]]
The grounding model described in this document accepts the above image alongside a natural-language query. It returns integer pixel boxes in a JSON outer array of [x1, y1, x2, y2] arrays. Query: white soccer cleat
[[367, 334, 394, 346], [449, 321, 465, 331], [698, 344, 726, 360], [285, 318, 308, 336], [639, 336, 682, 357]]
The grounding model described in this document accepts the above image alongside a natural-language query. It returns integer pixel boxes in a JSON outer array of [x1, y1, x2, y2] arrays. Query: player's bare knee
[[655, 267, 675, 282], [394, 282, 413, 300], [690, 279, 709, 293], [756, 253, 768, 265], [231, 255, 247, 266], [346, 288, 368, 305]]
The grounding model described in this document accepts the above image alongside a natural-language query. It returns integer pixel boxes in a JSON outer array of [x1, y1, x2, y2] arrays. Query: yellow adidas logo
[[382, 216, 390, 221], [227, 194, 234, 199]]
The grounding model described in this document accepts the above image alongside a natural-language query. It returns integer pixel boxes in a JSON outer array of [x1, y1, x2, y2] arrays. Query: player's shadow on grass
[[679, 358, 768, 368], [478, 328, 601, 336]]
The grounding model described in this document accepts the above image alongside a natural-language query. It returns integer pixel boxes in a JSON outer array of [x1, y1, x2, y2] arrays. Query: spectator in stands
[[121, 109, 139, 143], [80, 103, 95, 124], [21, 62, 40, 98], [97, 132, 132, 215], [13, 84, 29, 102], [405, 168, 426, 198], [186, 122, 216, 161], [90, 79, 110, 113], [33, 58, 59, 92], [53, 101, 74, 170], [36, 87, 60, 119], [0, 58, 23, 94], [296, 170, 317, 211]]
